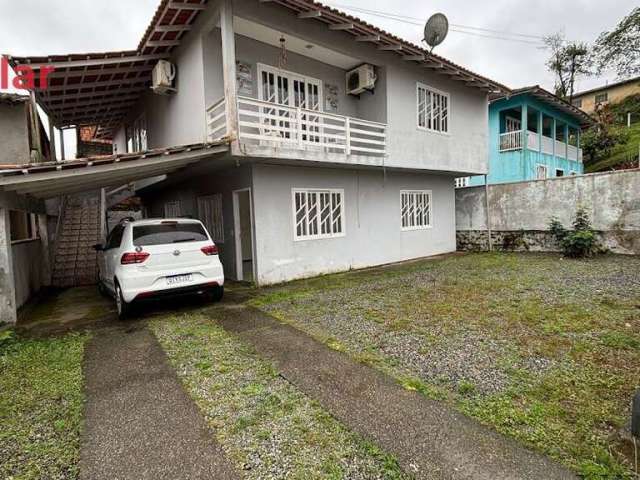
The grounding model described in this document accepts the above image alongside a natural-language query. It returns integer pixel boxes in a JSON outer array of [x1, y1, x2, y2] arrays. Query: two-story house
[[572, 76, 640, 115], [461, 86, 592, 186], [6, 0, 508, 287]]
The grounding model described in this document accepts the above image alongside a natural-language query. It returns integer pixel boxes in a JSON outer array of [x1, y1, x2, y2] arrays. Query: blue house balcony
[[466, 86, 593, 187]]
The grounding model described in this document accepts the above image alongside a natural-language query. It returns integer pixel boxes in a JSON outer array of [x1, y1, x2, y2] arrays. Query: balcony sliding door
[[258, 64, 323, 148]]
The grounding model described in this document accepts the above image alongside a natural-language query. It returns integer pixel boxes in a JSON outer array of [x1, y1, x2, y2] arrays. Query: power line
[[325, 2, 546, 45]]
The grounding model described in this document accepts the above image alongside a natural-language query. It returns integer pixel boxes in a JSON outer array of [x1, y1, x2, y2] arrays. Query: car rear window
[[132, 222, 209, 246]]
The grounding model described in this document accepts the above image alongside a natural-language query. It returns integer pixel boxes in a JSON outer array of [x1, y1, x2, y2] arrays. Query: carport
[[0, 141, 228, 324]]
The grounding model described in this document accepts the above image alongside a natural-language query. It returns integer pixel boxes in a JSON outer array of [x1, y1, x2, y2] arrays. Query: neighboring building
[[464, 86, 593, 186], [4, 0, 508, 293], [571, 76, 640, 114], [0, 93, 53, 323]]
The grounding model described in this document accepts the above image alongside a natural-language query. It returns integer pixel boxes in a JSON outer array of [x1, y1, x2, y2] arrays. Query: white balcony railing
[[526, 130, 539, 151], [541, 135, 554, 155], [499, 130, 522, 151], [499, 129, 582, 161], [555, 139, 567, 159], [235, 96, 387, 158], [206, 98, 227, 141]]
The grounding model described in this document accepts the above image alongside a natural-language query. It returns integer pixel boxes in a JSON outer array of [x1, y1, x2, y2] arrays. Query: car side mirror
[[92, 243, 105, 252]]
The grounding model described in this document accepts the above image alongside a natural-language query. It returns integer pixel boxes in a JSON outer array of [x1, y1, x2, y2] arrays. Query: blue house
[[461, 86, 593, 187]]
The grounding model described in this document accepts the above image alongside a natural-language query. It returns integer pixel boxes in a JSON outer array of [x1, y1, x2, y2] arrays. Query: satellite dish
[[423, 13, 449, 51]]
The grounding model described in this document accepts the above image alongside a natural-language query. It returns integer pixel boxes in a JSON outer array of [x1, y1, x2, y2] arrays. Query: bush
[[548, 208, 600, 258]]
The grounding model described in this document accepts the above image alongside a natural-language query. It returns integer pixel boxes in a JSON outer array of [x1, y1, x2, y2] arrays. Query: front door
[[233, 189, 253, 282]]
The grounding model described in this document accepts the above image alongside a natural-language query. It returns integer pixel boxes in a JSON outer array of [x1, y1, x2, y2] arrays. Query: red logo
[[1, 56, 55, 90]]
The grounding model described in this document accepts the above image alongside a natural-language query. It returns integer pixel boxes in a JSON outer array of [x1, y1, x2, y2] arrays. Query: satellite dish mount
[[423, 13, 449, 52]]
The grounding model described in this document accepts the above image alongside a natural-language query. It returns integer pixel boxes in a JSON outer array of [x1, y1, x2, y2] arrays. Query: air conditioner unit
[[151, 60, 177, 95], [346, 64, 376, 96]]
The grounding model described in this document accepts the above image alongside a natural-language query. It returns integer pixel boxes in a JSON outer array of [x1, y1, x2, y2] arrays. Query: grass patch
[[0, 330, 89, 479], [150, 314, 409, 479], [252, 252, 640, 478]]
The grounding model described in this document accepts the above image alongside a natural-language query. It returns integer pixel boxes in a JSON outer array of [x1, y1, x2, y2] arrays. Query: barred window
[[401, 190, 432, 230], [417, 83, 449, 133], [293, 188, 344, 241], [197, 194, 224, 243], [455, 177, 470, 188]]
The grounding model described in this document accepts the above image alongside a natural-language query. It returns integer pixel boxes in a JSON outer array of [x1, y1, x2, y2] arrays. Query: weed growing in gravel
[[252, 253, 640, 479], [151, 314, 410, 480]]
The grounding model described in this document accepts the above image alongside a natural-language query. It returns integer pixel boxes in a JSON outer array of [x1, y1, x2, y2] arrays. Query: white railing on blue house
[[499, 129, 582, 161]]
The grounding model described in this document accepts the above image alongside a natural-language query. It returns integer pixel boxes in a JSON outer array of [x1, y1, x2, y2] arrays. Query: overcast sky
[[0, 0, 635, 91], [0, 0, 635, 157]]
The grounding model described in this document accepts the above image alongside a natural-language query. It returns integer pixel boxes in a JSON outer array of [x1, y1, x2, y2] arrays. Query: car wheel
[[115, 283, 131, 320], [97, 281, 109, 298], [210, 285, 224, 302]]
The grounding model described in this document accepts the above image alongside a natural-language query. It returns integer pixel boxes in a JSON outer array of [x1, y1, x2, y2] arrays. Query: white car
[[95, 218, 225, 318]]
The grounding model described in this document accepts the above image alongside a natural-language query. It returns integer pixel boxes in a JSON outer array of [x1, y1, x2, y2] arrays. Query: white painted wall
[[138, 164, 252, 280], [113, 0, 488, 177], [12, 239, 43, 309], [251, 164, 456, 285]]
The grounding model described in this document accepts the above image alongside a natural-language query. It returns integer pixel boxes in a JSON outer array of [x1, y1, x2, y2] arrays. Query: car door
[[103, 225, 125, 292]]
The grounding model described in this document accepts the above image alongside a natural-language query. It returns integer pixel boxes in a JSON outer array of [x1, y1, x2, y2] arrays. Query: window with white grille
[[197, 194, 224, 243], [126, 114, 148, 153], [455, 177, 470, 188], [401, 190, 432, 230], [293, 188, 344, 241], [164, 201, 182, 218], [536, 165, 548, 180], [417, 83, 449, 133]]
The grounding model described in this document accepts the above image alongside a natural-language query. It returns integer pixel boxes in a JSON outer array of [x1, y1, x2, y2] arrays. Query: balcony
[[207, 96, 388, 164], [499, 130, 582, 161]]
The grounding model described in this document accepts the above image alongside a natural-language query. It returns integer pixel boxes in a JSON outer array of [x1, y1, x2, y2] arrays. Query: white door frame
[[232, 188, 253, 282]]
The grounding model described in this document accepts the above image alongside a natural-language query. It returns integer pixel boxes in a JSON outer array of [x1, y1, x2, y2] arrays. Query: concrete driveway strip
[[80, 325, 239, 480], [218, 306, 577, 480]]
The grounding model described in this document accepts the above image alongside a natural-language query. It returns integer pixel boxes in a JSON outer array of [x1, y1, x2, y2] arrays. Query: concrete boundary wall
[[455, 169, 640, 255]]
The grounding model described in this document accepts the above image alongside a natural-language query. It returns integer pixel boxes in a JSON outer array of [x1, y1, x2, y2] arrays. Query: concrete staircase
[[52, 192, 101, 287]]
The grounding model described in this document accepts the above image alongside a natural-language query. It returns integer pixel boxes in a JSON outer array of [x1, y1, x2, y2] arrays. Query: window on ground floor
[[10, 210, 38, 243], [292, 188, 344, 241], [536, 165, 548, 180], [401, 190, 432, 230], [455, 177, 470, 188], [197, 194, 224, 243], [164, 201, 182, 218]]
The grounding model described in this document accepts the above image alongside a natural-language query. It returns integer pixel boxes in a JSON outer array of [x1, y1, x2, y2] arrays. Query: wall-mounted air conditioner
[[346, 64, 376, 96], [151, 60, 177, 95]]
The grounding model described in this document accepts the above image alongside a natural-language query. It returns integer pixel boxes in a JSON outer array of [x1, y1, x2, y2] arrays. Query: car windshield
[[132, 222, 208, 246]]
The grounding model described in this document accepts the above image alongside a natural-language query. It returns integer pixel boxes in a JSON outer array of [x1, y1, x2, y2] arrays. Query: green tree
[[592, 7, 640, 78], [543, 33, 591, 102], [580, 105, 630, 168]]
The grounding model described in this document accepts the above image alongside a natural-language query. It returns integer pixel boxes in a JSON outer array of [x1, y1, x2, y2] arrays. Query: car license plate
[[166, 273, 192, 286]]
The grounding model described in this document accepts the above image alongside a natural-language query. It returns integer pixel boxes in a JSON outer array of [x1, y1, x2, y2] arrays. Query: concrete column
[[37, 213, 52, 287], [0, 208, 17, 324], [564, 123, 569, 160], [59, 129, 65, 161], [552, 117, 557, 162], [537, 110, 543, 153], [48, 122, 57, 162], [220, 0, 239, 154]]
